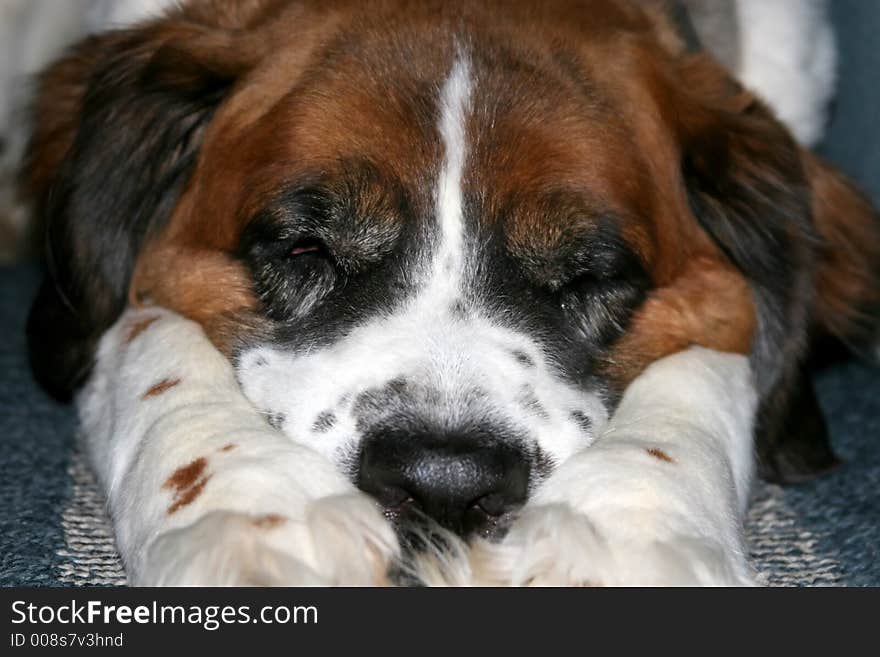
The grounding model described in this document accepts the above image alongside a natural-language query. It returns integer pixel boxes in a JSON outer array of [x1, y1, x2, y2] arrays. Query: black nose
[[357, 432, 530, 538]]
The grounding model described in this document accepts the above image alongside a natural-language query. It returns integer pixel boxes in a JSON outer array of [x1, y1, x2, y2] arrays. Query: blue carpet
[[0, 266, 77, 586], [800, 362, 880, 585]]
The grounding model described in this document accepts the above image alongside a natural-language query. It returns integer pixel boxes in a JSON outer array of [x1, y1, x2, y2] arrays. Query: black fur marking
[[470, 208, 650, 396], [530, 446, 557, 483], [312, 410, 338, 433], [511, 349, 535, 368], [569, 410, 593, 434], [669, 1, 704, 54], [266, 411, 286, 430], [387, 376, 410, 395], [516, 385, 548, 419], [27, 33, 239, 401], [239, 163, 409, 328], [756, 359, 840, 483]]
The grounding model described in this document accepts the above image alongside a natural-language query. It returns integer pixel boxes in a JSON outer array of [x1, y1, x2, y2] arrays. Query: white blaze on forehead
[[236, 50, 610, 473], [425, 54, 473, 301]]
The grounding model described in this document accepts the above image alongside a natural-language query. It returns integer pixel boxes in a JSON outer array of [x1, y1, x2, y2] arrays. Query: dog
[[22, 0, 880, 585]]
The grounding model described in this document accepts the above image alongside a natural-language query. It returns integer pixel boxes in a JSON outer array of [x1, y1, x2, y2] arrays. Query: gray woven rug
[[53, 445, 865, 587], [56, 450, 126, 586]]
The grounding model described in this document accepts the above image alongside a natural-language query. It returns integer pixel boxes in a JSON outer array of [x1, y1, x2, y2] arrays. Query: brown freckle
[[164, 457, 207, 492], [143, 378, 181, 399], [125, 316, 160, 343], [164, 458, 210, 514], [646, 448, 674, 463], [252, 514, 286, 529], [219, 443, 237, 453], [167, 476, 210, 514]]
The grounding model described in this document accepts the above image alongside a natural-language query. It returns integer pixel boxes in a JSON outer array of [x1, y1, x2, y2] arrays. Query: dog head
[[24, 0, 880, 536]]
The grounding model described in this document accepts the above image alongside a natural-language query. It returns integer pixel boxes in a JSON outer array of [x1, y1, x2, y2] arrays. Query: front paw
[[140, 494, 398, 586], [468, 504, 756, 587]]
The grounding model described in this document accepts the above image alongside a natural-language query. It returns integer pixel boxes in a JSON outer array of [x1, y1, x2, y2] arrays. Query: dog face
[[25, 0, 880, 534], [196, 26, 665, 534], [229, 48, 655, 521]]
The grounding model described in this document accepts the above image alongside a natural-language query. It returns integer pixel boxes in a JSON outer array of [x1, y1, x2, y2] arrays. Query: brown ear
[[758, 153, 880, 482], [22, 4, 272, 401], [671, 54, 879, 482], [806, 153, 880, 352], [678, 76, 817, 399]]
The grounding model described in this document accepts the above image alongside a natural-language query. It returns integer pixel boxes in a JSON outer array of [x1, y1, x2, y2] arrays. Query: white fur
[[734, 0, 836, 147], [80, 307, 398, 585], [83, 307, 758, 586], [239, 55, 608, 469], [431, 54, 472, 300], [418, 348, 758, 586]]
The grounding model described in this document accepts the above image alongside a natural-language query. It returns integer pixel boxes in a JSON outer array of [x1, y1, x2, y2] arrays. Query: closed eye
[[291, 238, 328, 258]]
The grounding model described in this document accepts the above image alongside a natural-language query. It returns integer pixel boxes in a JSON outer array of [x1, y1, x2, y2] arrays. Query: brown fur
[[251, 514, 287, 528], [163, 457, 211, 513], [21, 1, 880, 475], [605, 256, 756, 385], [124, 315, 161, 344], [143, 378, 182, 399], [646, 447, 674, 463], [807, 154, 880, 346]]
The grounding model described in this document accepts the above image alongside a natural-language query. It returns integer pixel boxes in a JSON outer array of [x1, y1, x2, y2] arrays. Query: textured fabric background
[[0, 266, 76, 585]]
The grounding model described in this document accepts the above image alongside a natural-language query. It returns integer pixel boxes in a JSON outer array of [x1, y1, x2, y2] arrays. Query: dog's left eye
[[242, 227, 339, 320], [289, 237, 333, 262], [290, 238, 325, 257], [281, 235, 335, 278]]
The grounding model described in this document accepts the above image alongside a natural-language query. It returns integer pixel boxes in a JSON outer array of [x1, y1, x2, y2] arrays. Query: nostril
[[474, 493, 508, 517], [465, 498, 519, 540], [370, 484, 413, 510]]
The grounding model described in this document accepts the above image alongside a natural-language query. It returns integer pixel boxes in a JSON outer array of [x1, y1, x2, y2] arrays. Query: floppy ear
[[22, 7, 268, 401], [677, 57, 880, 482], [807, 153, 880, 350]]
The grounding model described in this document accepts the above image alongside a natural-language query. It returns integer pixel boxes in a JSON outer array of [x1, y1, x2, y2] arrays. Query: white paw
[[140, 494, 398, 586], [466, 504, 756, 587]]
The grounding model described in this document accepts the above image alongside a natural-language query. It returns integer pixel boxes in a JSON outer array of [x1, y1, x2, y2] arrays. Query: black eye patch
[[240, 206, 338, 321], [239, 165, 409, 322], [531, 215, 648, 292]]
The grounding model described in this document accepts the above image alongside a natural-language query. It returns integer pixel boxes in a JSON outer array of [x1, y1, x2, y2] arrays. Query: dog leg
[[467, 347, 758, 586], [78, 306, 398, 586]]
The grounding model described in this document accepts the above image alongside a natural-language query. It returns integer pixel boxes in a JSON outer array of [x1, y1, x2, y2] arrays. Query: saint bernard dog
[[22, 0, 880, 585]]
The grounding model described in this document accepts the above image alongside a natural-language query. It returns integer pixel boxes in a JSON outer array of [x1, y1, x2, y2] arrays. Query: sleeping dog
[[23, 0, 880, 585]]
